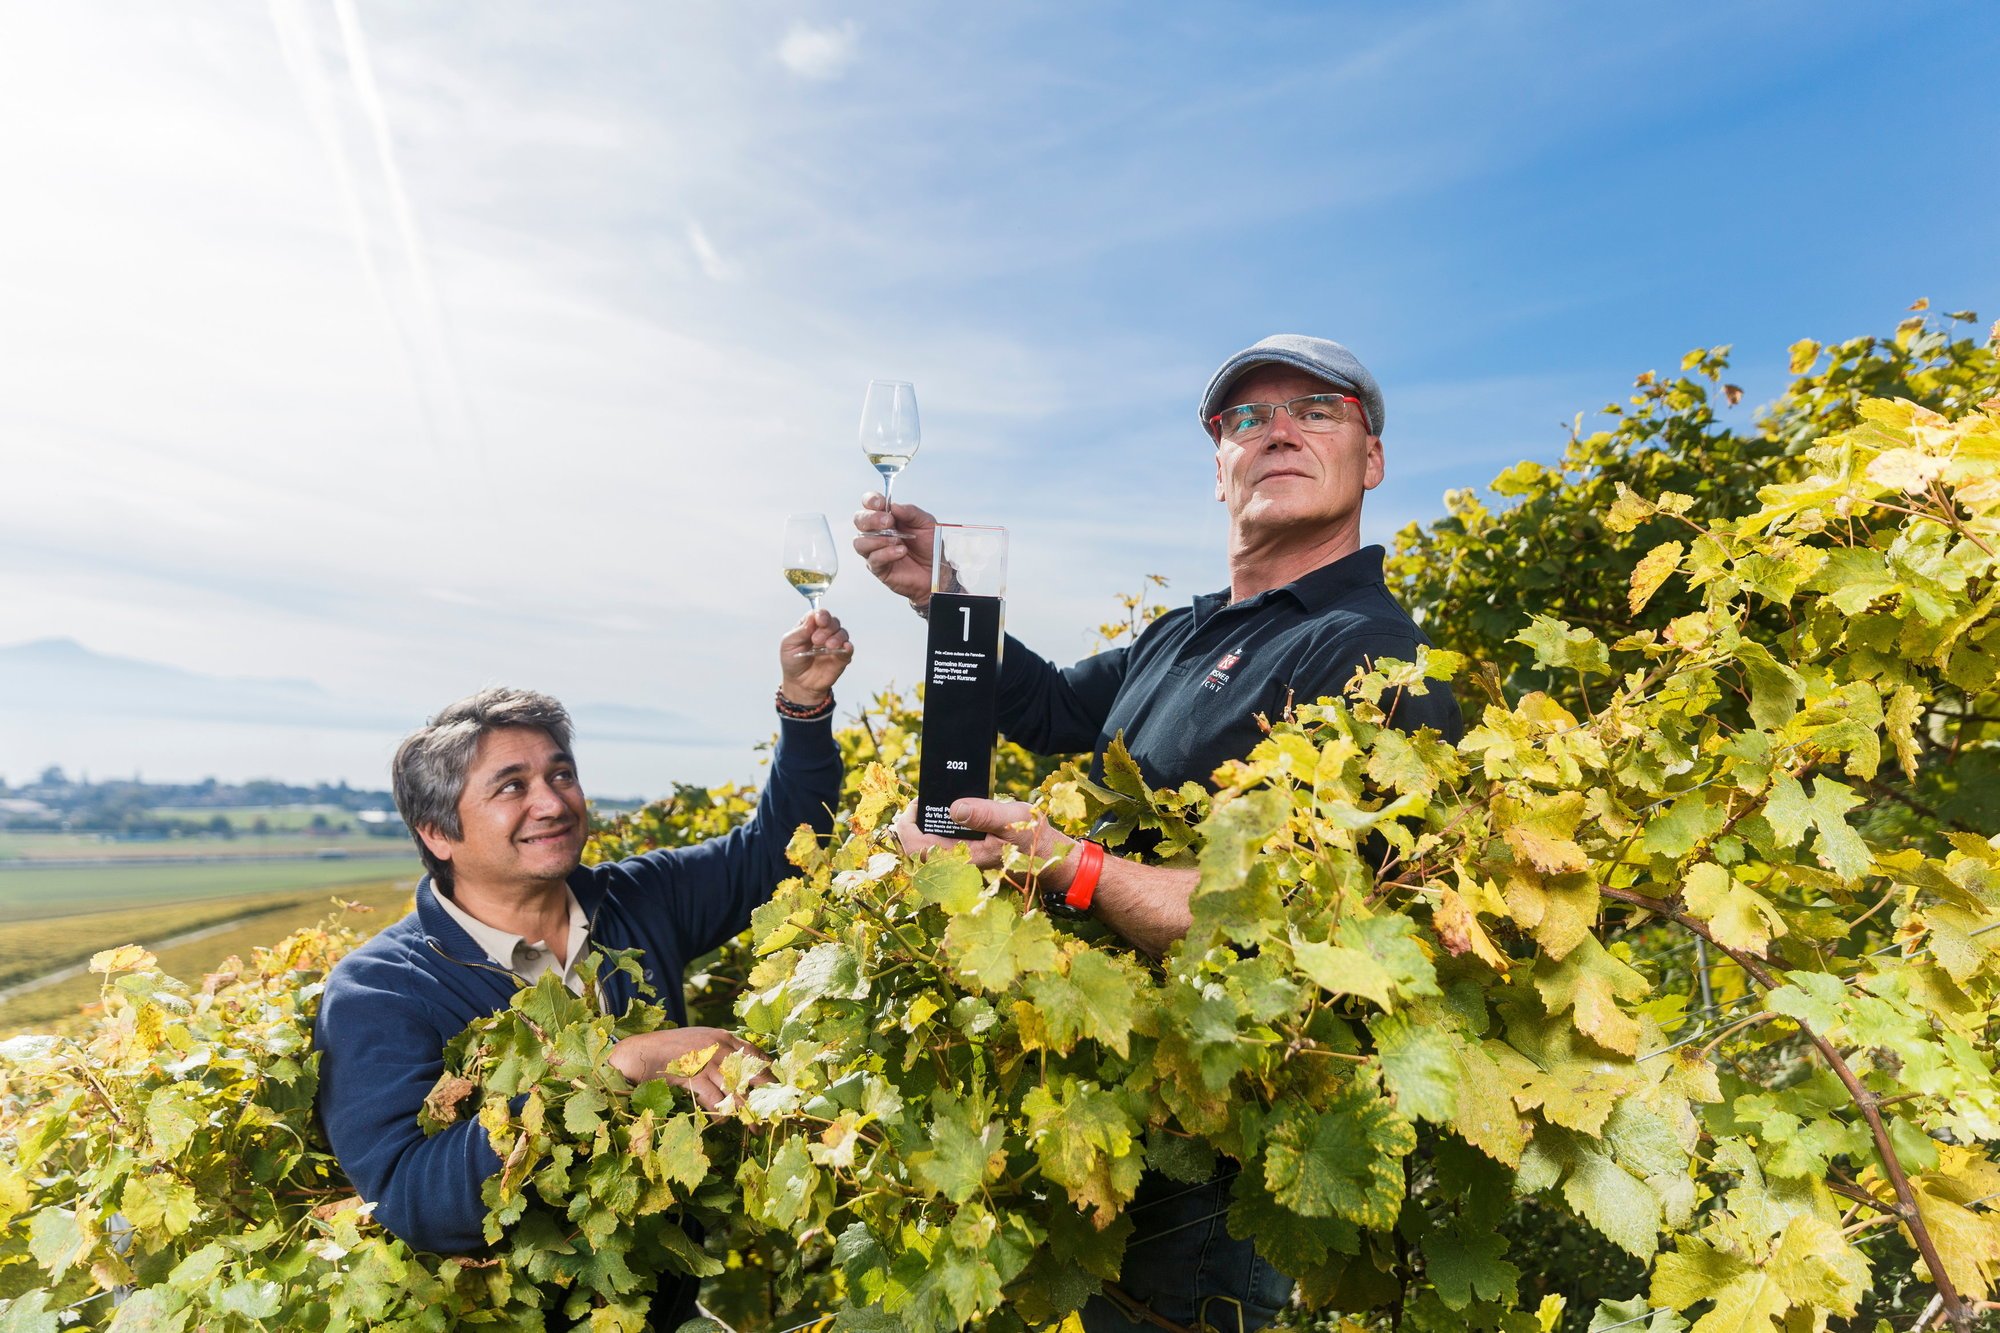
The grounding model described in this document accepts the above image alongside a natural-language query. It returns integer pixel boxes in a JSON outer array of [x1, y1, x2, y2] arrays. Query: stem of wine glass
[[882, 470, 896, 510]]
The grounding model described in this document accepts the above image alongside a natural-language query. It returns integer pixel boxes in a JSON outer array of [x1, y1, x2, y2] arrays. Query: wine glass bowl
[[781, 513, 842, 656], [859, 379, 920, 537]]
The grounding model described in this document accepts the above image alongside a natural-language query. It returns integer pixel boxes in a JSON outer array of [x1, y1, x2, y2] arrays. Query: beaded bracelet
[[774, 689, 836, 721]]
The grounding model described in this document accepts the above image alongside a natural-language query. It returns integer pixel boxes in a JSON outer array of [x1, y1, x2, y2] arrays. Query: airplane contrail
[[265, 0, 473, 464], [329, 0, 475, 461], [266, 0, 414, 405]]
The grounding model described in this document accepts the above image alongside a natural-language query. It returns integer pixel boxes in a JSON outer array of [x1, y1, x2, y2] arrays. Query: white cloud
[[775, 20, 858, 80]]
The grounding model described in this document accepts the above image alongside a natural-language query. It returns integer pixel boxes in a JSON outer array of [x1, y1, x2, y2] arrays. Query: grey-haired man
[[853, 336, 1462, 1330], [315, 613, 851, 1327]]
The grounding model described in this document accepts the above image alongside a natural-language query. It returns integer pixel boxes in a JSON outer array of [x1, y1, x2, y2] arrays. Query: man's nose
[[527, 782, 567, 817], [1264, 409, 1305, 447]]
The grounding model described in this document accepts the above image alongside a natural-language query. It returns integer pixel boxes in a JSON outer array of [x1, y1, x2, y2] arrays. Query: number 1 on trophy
[[918, 524, 1008, 839]]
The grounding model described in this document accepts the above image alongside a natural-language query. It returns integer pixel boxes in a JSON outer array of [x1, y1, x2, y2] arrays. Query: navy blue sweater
[[314, 716, 840, 1272]]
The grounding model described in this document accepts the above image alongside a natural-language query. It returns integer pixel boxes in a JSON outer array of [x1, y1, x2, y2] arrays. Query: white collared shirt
[[436, 885, 592, 996]]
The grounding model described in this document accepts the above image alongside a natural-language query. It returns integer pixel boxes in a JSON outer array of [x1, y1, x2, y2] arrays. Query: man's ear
[[1363, 435, 1385, 491], [416, 824, 457, 864], [1214, 446, 1226, 503]]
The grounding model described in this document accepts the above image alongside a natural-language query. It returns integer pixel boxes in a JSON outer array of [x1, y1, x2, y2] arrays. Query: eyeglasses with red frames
[[1208, 393, 1370, 441]]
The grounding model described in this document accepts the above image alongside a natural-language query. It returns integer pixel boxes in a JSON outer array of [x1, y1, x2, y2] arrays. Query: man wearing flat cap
[[853, 334, 1462, 1330]]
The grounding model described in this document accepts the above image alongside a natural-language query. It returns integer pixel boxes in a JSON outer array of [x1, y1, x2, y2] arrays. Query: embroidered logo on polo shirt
[[1203, 650, 1243, 693]]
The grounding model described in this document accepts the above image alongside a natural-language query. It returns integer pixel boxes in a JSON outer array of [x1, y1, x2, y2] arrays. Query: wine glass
[[859, 379, 920, 536], [781, 513, 841, 655]]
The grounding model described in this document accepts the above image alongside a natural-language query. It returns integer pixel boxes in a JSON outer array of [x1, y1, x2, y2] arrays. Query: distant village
[[0, 768, 407, 839], [0, 768, 646, 840]]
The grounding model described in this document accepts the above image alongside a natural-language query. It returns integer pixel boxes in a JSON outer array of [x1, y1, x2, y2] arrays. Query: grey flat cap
[[1198, 334, 1385, 437]]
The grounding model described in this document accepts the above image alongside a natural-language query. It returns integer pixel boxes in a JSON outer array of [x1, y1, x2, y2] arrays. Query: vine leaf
[[1372, 1012, 1459, 1122], [1910, 1174, 2000, 1299], [1800, 778, 1871, 882], [1021, 1077, 1143, 1224], [1263, 1088, 1415, 1229], [25, 1209, 86, 1281], [942, 897, 1058, 994], [912, 856, 984, 913], [1630, 541, 1685, 616], [1642, 790, 1725, 860], [1292, 939, 1397, 1009], [1423, 1219, 1520, 1308], [1453, 1041, 1528, 1167], [1022, 950, 1141, 1057], [909, 1105, 1005, 1205], [1768, 1214, 1869, 1316], [1691, 1269, 1789, 1333], [1498, 791, 1591, 874], [1534, 935, 1650, 1056], [1681, 863, 1785, 957], [1559, 1138, 1661, 1258], [1516, 617, 1613, 677]]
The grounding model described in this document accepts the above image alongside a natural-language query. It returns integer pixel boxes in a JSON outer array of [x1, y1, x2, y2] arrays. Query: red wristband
[[1062, 840, 1105, 913]]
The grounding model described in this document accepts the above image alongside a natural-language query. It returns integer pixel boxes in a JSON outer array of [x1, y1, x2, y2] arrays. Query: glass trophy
[[918, 524, 1008, 839]]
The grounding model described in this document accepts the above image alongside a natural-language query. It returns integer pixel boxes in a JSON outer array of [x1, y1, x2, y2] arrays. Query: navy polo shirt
[[996, 545, 1462, 790]]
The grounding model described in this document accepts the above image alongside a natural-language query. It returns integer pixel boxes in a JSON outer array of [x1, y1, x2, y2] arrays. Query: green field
[[0, 880, 416, 1036], [0, 853, 420, 923], [0, 881, 422, 991], [0, 819, 419, 1035]]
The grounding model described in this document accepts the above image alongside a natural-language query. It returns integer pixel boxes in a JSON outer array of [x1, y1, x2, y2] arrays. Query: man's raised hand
[[852, 493, 939, 611], [779, 609, 853, 705]]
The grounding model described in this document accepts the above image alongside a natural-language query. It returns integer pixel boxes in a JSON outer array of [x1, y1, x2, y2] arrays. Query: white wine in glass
[[859, 379, 920, 536], [781, 513, 841, 656], [784, 567, 833, 601]]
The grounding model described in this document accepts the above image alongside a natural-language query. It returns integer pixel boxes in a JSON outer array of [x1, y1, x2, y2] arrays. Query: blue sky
[[1, 1, 1995, 793]]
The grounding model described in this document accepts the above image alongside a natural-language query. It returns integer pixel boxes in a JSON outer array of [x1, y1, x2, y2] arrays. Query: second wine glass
[[859, 379, 920, 537], [781, 512, 841, 656]]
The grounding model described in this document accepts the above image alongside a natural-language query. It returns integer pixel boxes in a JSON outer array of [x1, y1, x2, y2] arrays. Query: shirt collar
[[1285, 544, 1388, 611], [1191, 544, 1387, 628], [434, 884, 587, 974]]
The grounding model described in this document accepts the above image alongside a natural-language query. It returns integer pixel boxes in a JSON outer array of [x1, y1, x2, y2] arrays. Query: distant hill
[[0, 638, 714, 747], [0, 638, 402, 730]]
